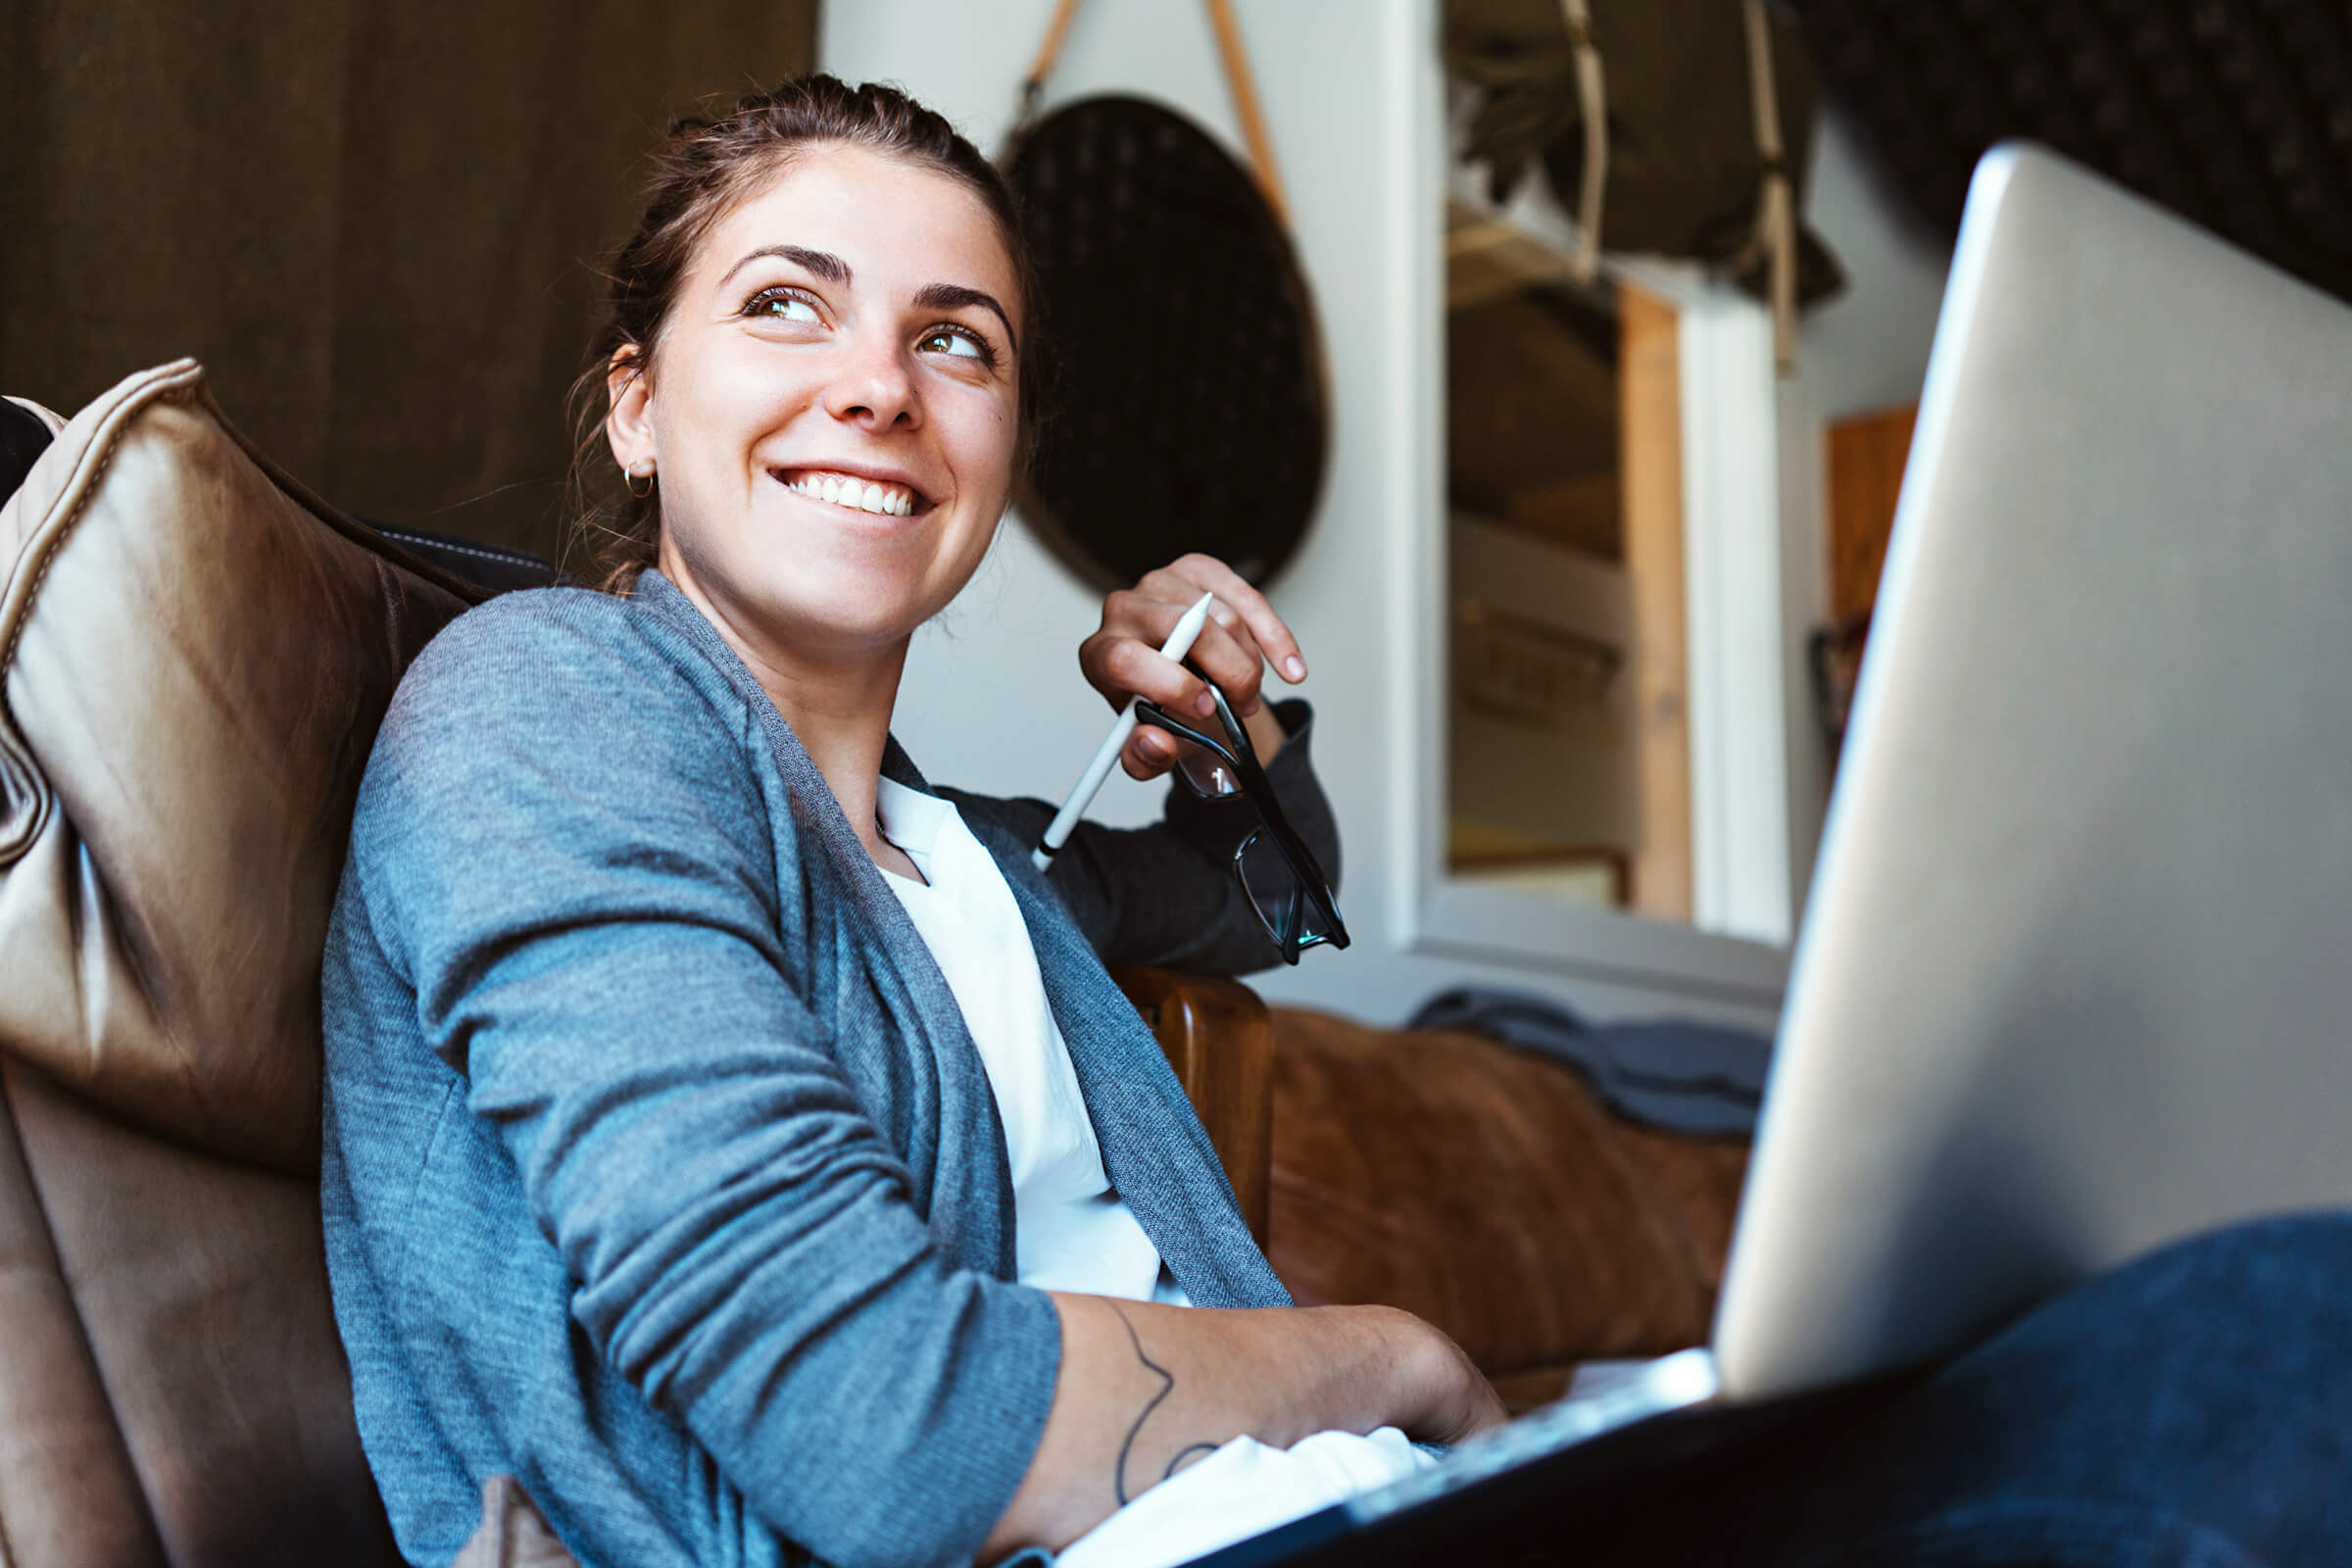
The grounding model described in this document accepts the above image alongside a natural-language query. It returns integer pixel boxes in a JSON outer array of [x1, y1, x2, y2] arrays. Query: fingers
[[1152, 554, 1309, 690], [1078, 556, 1308, 787], [1174, 617, 1266, 716], [1080, 606, 1216, 714], [1089, 555, 1308, 717], [1120, 725, 1178, 781]]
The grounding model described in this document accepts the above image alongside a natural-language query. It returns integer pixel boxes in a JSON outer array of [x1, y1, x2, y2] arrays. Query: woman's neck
[[656, 563, 912, 874], [754, 649, 908, 862]]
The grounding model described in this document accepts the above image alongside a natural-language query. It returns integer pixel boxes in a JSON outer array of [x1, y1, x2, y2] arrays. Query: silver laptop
[[1197, 140, 2352, 1563]]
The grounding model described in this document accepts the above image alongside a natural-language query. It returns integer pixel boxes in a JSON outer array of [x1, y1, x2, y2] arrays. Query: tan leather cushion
[[0, 1058, 402, 1565], [0, 362, 477, 1563], [1263, 1005, 1748, 1404], [0, 359, 475, 1174]]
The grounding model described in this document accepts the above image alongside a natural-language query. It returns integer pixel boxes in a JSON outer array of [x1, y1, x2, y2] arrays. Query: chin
[[748, 571, 933, 652], [671, 513, 981, 659]]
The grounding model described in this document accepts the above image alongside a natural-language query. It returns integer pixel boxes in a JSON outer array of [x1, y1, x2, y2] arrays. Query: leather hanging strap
[[1016, 0, 1293, 226], [1558, 0, 1607, 283], [1200, 0, 1291, 225], [1019, 0, 1088, 124], [1738, 0, 1800, 372]]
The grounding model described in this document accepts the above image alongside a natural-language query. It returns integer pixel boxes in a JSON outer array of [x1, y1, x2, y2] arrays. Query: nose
[[823, 321, 921, 432]]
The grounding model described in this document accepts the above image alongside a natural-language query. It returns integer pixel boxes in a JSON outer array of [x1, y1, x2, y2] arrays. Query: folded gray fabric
[[1407, 987, 1771, 1138]]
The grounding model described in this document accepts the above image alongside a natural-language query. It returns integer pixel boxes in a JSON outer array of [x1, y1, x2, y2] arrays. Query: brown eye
[[746, 288, 820, 323], [920, 325, 988, 362]]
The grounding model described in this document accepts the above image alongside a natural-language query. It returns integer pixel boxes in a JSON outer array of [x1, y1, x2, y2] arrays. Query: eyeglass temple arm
[[1135, 697, 1342, 909]]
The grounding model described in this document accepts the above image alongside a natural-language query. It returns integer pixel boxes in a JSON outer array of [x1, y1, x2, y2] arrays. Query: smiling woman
[[318, 73, 1501, 1568], [603, 145, 1024, 696], [567, 85, 1049, 600]]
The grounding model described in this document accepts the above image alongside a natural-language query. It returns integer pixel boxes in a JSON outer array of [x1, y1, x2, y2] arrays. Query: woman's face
[[608, 144, 1023, 665]]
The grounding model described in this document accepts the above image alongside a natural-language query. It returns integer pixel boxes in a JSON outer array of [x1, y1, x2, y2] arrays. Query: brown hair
[[564, 74, 1045, 592]]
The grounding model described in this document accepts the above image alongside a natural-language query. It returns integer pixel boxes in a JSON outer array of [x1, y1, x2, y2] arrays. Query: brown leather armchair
[[0, 362, 1319, 1563], [0, 362, 1744, 1563]]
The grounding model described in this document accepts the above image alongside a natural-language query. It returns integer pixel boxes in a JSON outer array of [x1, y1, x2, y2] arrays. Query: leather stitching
[[0, 370, 185, 680], [0, 363, 206, 867], [0, 482, 103, 678], [371, 527, 544, 570]]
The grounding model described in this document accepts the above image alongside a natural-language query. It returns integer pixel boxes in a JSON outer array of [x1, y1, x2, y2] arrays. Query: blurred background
[[7, 0, 2345, 1032]]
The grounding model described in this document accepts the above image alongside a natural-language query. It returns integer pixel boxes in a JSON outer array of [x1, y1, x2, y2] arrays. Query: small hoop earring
[[625, 465, 655, 500]]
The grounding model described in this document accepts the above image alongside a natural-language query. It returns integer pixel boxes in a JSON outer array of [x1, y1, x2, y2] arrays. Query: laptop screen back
[[1713, 143, 2352, 1401]]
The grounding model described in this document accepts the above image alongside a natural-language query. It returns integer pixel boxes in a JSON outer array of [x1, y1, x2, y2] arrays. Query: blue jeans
[[1564, 1212, 2352, 1565]]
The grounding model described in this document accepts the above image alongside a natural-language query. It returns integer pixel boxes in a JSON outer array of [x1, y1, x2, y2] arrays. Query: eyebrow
[[718, 244, 849, 287], [717, 245, 1019, 351]]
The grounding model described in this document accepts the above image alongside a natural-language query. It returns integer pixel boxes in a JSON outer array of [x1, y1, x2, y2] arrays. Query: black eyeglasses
[[1132, 672, 1349, 965]]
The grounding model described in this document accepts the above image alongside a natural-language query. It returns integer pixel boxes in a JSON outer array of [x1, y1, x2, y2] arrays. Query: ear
[[604, 346, 657, 477]]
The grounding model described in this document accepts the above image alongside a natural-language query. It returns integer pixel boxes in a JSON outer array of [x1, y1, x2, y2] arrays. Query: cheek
[[662, 341, 813, 474], [945, 395, 1020, 505]]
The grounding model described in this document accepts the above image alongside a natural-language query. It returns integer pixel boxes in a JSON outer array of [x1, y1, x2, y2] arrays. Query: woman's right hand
[[984, 1297, 1507, 1561], [1372, 1305, 1511, 1446], [1078, 553, 1309, 780]]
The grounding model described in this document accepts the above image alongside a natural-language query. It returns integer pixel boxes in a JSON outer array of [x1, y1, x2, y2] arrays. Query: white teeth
[[787, 469, 916, 515]]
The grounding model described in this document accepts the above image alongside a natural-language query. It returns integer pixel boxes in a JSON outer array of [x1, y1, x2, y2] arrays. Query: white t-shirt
[[874, 779, 1432, 1568], [876, 778, 1180, 1302]]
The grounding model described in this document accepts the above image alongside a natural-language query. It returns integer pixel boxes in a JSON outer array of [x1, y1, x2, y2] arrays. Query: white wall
[[824, 2, 1945, 1032], [1800, 112, 1955, 422], [1775, 111, 1955, 919]]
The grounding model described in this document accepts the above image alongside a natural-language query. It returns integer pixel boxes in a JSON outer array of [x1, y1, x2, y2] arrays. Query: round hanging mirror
[[1000, 4, 1329, 590]]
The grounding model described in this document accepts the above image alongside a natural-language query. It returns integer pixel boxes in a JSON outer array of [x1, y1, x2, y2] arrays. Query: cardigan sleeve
[[958, 698, 1343, 974], [347, 597, 1057, 1568]]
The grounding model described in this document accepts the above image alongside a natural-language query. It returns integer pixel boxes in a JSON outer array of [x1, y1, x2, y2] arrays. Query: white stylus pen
[[1032, 591, 1218, 872]]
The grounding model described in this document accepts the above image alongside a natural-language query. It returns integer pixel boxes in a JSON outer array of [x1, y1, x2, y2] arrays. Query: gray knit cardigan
[[320, 571, 1329, 1568]]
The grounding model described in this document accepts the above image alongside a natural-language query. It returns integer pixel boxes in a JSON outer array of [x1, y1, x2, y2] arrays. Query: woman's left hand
[[1077, 554, 1309, 781]]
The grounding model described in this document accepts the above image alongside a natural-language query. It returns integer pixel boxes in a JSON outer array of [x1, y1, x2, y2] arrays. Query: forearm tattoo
[[1161, 1442, 1220, 1480], [1106, 1302, 1221, 1504]]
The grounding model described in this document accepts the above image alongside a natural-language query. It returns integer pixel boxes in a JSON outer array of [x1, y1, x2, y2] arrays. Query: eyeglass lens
[[1237, 830, 1332, 947], [1173, 739, 1243, 799]]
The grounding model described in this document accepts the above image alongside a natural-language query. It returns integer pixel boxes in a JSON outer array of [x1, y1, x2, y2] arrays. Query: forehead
[[695, 144, 1019, 317]]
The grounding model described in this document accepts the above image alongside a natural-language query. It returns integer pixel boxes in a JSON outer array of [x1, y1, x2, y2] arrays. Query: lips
[[775, 466, 930, 517]]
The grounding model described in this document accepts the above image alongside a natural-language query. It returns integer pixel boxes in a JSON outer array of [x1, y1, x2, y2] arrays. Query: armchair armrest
[[1112, 968, 1273, 1245]]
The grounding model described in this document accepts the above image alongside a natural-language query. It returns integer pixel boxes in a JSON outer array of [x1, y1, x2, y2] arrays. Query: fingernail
[[1194, 690, 1217, 717], [1284, 656, 1307, 682], [1240, 694, 1261, 717]]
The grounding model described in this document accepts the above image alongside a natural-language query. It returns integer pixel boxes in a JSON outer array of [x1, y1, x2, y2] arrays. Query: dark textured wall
[[1798, 0, 2352, 309], [0, 0, 816, 561]]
